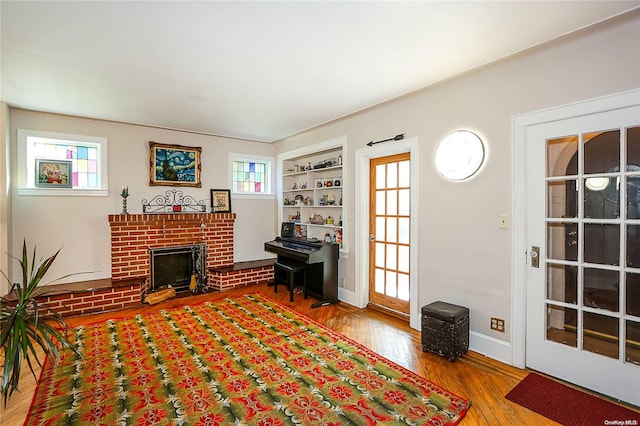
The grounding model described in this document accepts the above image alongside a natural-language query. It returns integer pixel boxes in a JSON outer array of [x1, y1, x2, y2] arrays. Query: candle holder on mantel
[[120, 186, 129, 215]]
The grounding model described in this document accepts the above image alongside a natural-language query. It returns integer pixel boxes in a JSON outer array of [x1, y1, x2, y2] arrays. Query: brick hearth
[[20, 214, 274, 317]]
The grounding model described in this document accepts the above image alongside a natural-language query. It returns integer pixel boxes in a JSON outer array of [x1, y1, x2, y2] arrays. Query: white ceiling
[[2, 1, 638, 142]]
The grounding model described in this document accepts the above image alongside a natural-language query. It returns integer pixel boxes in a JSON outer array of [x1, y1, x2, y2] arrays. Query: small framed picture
[[210, 189, 232, 213], [35, 159, 72, 188]]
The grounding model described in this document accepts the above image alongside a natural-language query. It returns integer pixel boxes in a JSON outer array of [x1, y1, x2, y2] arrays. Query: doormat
[[505, 373, 640, 425]]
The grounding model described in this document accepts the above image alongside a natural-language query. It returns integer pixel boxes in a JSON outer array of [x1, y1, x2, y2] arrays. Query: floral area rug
[[27, 293, 470, 425]]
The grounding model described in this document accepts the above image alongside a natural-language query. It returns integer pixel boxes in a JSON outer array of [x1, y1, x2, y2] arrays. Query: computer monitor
[[281, 222, 295, 238]]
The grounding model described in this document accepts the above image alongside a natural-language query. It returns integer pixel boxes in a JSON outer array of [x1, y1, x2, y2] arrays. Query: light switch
[[498, 214, 509, 229]]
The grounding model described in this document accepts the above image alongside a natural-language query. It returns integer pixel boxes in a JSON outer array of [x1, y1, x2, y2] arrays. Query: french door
[[525, 104, 640, 406], [368, 153, 411, 315]]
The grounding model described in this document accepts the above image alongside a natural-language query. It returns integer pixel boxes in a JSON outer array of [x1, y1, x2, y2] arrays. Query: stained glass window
[[20, 129, 107, 191], [232, 159, 271, 194], [32, 141, 99, 188]]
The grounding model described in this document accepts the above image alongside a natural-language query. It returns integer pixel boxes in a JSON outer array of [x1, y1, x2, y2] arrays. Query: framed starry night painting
[[149, 141, 202, 187]]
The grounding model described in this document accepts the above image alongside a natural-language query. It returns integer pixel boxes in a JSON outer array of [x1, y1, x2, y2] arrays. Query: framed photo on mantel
[[210, 189, 231, 213], [149, 141, 202, 187]]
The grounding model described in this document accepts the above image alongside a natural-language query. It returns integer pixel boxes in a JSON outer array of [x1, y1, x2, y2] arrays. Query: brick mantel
[[108, 213, 236, 292]]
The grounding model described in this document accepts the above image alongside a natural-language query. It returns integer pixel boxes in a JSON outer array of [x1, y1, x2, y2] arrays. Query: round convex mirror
[[435, 130, 485, 181]]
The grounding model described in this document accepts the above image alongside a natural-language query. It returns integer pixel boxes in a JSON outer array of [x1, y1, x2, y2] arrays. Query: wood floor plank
[[2, 283, 633, 425]]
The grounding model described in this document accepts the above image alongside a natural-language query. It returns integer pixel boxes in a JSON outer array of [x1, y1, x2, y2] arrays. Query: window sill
[[17, 188, 109, 197], [231, 193, 275, 200]]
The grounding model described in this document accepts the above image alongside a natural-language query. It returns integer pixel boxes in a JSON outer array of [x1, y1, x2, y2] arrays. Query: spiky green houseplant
[[0, 240, 80, 405]]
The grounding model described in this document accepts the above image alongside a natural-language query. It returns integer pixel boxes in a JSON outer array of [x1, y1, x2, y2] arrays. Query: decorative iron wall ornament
[[366, 133, 404, 147], [142, 189, 207, 213]]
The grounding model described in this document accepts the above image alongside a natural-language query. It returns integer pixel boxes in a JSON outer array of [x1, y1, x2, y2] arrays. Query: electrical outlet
[[491, 317, 505, 332], [498, 214, 509, 229]]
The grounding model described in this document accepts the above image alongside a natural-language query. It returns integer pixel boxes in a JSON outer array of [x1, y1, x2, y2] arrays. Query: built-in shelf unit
[[278, 137, 346, 251]]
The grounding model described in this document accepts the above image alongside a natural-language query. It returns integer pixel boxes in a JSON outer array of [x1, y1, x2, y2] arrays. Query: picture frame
[[210, 189, 232, 213], [35, 159, 72, 188], [149, 141, 201, 187]]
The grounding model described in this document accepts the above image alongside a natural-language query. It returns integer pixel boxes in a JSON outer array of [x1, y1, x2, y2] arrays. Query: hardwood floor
[[2, 283, 637, 424]]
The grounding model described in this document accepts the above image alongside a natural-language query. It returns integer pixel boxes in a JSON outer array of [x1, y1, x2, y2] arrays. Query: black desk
[[264, 238, 339, 307]]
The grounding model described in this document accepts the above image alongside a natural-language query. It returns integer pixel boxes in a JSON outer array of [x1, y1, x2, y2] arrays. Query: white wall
[[8, 110, 277, 286], [0, 103, 10, 296], [273, 11, 640, 350]]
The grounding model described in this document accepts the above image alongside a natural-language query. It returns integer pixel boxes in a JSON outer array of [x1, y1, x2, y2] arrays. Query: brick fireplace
[[21, 213, 273, 318], [108, 213, 273, 297], [108, 213, 236, 294]]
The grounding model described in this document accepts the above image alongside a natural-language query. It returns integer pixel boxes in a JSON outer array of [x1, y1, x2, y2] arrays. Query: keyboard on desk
[[275, 236, 322, 246]]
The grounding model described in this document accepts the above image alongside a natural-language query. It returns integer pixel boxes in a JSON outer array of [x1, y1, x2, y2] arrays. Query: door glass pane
[[547, 263, 577, 304], [398, 160, 410, 187], [584, 177, 619, 219], [548, 180, 577, 218], [584, 224, 619, 265], [375, 243, 385, 267], [376, 164, 386, 189], [398, 189, 410, 216], [375, 268, 385, 293], [628, 176, 640, 219], [397, 273, 409, 301], [584, 130, 620, 174], [398, 246, 409, 273], [547, 304, 577, 348], [385, 271, 397, 297], [583, 312, 619, 359], [386, 245, 397, 270], [387, 190, 397, 215], [376, 191, 385, 215], [386, 218, 397, 243], [547, 223, 578, 261], [398, 218, 410, 244], [626, 320, 640, 365], [387, 162, 398, 188], [626, 126, 640, 171], [627, 273, 640, 317], [627, 225, 640, 267], [376, 217, 385, 240], [547, 135, 578, 177], [583, 268, 619, 312]]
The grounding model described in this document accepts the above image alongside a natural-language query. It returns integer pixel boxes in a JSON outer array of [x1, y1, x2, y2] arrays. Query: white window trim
[[228, 153, 275, 199], [17, 129, 109, 196]]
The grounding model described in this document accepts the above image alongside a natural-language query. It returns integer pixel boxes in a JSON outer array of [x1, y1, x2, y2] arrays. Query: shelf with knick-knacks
[[281, 147, 344, 248]]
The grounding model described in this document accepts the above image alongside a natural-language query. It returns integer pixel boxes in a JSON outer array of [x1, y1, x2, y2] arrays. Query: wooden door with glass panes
[[369, 153, 411, 315]]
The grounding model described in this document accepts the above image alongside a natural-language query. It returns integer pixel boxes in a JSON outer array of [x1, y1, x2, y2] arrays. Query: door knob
[[369, 234, 375, 241], [530, 246, 540, 268]]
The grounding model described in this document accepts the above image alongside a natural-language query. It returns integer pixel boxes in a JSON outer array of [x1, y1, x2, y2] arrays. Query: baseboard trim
[[338, 287, 358, 306], [469, 331, 513, 365]]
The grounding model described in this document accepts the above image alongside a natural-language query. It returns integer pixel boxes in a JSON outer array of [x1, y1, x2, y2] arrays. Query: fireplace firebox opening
[[149, 244, 207, 294]]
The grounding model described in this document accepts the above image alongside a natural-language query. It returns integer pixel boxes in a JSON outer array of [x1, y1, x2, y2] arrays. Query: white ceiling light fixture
[[435, 130, 486, 181], [585, 177, 610, 191]]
